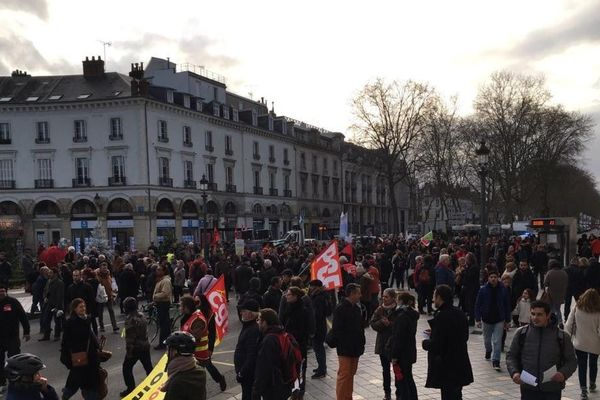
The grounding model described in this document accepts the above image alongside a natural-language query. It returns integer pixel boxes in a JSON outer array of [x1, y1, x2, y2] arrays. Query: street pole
[[202, 193, 208, 259], [480, 168, 487, 265]]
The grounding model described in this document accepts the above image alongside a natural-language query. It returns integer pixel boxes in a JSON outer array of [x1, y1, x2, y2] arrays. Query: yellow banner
[[123, 354, 168, 400]]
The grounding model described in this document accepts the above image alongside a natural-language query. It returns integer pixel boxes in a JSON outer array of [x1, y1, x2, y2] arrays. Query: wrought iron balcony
[[269, 188, 278, 196], [284, 189, 292, 197], [0, 180, 15, 189], [253, 154, 261, 160], [183, 140, 193, 147], [207, 182, 217, 191], [108, 176, 127, 186], [254, 186, 263, 195], [159, 177, 173, 187], [226, 184, 237, 193], [72, 177, 91, 187], [205, 145, 214, 152], [269, 157, 276, 163], [225, 148, 233, 156], [35, 137, 50, 144], [35, 179, 53, 188], [73, 136, 87, 143], [0, 138, 11, 145], [184, 180, 197, 189], [109, 134, 123, 141], [158, 135, 169, 143]]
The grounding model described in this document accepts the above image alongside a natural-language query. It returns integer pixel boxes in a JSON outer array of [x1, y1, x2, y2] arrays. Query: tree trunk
[[388, 178, 400, 234]]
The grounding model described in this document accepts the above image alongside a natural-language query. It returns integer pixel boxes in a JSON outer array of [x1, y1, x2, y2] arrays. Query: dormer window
[[212, 102, 220, 117], [183, 95, 190, 108], [77, 94, 91, 99], [252, 110, 257, 126], [222, 106, 229, 120], [0, 97, 12, 102], [48, 95, 62, 101], [232, 109, 239, 122], [196, 101, 203, 112], [166, 91, 174, 103], [26, 96, 39, 102], [113, 91, 122, 97]]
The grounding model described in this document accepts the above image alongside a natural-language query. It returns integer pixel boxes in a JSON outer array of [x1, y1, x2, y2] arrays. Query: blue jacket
[[474, 282, 511, 323], [434, 265, 455, 289]]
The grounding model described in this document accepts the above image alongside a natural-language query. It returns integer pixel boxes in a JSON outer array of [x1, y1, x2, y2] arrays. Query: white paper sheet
[[542, 365, 557, 383], [521, 370, 538, 386]]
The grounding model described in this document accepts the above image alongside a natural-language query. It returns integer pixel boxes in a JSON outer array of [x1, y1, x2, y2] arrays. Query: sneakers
[[590, 383, 597, 393], [485, 351, 491, 360], [492, 360, 501, 371], [581, 389, 588, 400], [219, 376, 227, 392], [311, 372, 326, 379]]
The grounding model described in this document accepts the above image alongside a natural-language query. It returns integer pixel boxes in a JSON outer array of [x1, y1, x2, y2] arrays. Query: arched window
[[253, 203, 263, 214], [34, 200, 60, 216], [181, 200, 198, 216], [156, 198, 175, 213], [71, 199, 96, 216], [224, 202, 236, 215], [107, 198, 132, 214], [206, 201, 219, 214]]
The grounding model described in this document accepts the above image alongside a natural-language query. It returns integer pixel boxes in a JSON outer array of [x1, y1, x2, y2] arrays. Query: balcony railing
[[109, 134, 123, 141], [312, 193, 320, 199], [183, 141, 193, 147], [158, 135, 169, 143], [184, 180, 197, 189], [159, 177, 173, 187], [254, 186, 263, 195], [284, 189, 292, 197], [207, 182, 217, 191], [269, 157, 276, 163], [0, 138, 11, 145], [108, 176, 127, 186], [73, 136, 87, 143], [284, 159, 290, 166], [72, 177, 91, 187], [0, 180, 15, 189], [225, 148, 233, 156], [269, 188, 278, 196], [226, 184, 237, 193], [253, 154, 261, 160], [205, 145, 214, 152], [35, 137, 50, 144], [35, 179, 53, 188]]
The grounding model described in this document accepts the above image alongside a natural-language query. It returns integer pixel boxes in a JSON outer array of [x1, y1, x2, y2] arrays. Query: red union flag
[[206, 275, 228, 346], [310, 240, 343, 290]]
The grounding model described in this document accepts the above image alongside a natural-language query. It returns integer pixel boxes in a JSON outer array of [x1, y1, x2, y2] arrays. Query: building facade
[[0, 56, 409, 251]]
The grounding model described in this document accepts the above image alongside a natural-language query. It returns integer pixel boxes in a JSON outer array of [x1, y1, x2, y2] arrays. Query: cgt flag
[[206, 275, 229, 346], [310, 240, 343, 290], [420, 231, 434, 247]]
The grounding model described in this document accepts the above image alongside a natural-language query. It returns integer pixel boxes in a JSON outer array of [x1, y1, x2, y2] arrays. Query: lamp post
[[199, 174, 209, 259], [476, 141, 490, 265]]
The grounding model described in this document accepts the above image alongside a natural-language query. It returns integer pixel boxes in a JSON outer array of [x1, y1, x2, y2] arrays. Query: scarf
[[382, 302, 397, 310], [160, 355, 198, 392]]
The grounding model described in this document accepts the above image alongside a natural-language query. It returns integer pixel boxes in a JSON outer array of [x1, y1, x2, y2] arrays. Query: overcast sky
[[1, 0, 599, 180]]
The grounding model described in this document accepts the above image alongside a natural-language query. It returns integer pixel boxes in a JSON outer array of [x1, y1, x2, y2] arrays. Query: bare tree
[[351, 79, 435, 233]]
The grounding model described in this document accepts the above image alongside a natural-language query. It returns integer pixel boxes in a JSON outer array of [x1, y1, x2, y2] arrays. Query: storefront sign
[[70, 220, 97, 229], [107, 219, 134, 228], [183, 219, 199, 228], [156, 219, 176, 228]]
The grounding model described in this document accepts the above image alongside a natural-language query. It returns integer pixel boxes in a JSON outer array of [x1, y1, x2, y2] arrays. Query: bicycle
[[142, 302, 183, 343]]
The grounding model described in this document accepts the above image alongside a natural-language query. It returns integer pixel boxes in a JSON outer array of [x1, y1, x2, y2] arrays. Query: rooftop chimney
[[129, 62, 144, 80], [11, 69, 29, 77], [82, 56, 105, 79]]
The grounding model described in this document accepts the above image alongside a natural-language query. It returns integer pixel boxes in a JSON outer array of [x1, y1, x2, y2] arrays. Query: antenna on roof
[[98, 40, 112, 67]]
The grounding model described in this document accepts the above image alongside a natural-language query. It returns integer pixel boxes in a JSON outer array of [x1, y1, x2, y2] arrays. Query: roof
[[0, 73, 132, 104]]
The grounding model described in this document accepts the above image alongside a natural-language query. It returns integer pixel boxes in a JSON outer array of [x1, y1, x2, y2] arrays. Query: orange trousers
[[336, 356, 359, 400]]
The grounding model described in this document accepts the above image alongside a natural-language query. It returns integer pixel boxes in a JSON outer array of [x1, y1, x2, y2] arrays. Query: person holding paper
[[506, 300, 577, 400]]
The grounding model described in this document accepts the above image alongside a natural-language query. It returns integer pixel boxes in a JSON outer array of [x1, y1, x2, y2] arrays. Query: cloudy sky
[[1, 0, 599, 179]]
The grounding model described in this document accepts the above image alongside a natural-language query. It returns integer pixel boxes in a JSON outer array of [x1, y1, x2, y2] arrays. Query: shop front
[[107, 219, 134, 250]]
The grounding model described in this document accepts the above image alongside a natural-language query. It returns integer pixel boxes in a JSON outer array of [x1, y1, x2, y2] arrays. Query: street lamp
[[199, 174, 209, 259], [476, 140, 490, 266]]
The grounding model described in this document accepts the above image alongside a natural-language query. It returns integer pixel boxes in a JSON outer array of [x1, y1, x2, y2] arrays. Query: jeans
[[417, 285, 433, 313], [441, 386, 463, 400], [483, 321, 505, 362], [395, 363, 417, 400], [123, 350, 153, 390], [156, 302, 171, 344], [520, 388, 561, 400], [0, 341, 20, 386], [40, 303, 62, 339], [98, 301, 118, 331], [62, 387, 99, 400], [336, 356, 359, 400], [576, 350, 599, 389], [313, 339, 327, 374]]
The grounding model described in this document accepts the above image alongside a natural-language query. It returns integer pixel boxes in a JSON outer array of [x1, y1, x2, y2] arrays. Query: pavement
[[5, 288, 587, 400]]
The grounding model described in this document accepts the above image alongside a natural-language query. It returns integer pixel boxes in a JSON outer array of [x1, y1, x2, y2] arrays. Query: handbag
[[70, 337, 90, 367], [98, 367, 108, 399]]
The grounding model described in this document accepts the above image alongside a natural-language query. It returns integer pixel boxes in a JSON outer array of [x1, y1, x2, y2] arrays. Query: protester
[[507, 300, 577, 400], [4, 353, 59, 400], [414, 255, 434, 315], [0, 284, 30, 392], [423, 284, 474, 400], [564, 289, 600, 400], [544, 259, 569, 325], [370, 287, 398, 400], [308, 279, 331, 379], [263, 276, 283, 311], [152, 264, 173, 350], [234, 299, 260, 400], [161, 331, 207, 400], [97, 265, 119, 333], [120, 297, 152, 398], [40, 268, 64, 342]]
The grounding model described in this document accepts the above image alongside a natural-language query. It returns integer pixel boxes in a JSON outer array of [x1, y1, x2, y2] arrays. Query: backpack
[[517, 325, 566, 368], [270, 332, 303, 385], [418, 267, 431, 284]]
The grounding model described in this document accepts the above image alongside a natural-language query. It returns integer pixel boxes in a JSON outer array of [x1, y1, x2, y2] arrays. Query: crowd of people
[[0, 233, 600, 400]]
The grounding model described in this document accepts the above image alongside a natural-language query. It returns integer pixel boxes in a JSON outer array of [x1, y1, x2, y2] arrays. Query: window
[[232, 109, 239, 122], [225, 135, 233, 154], [323, 180, 329, 196], [48, 95, 62, 101], [110, 118, 122, 139], [77, 94, 91, 99], [312, 175, 319, 195], [184, 160, 194, 181], [269, 172, 275, 189], [37, 158, 52, 179], [284, 174, 290, 190], [166, 91, 174, 103], [323, 158, 328, 174], [159, 157, 170, 178], [226, 166, 233, 185], [333, 180, 339, 198], [333, 159, 338, 173], [283, 148, 289, 163], [158, 120, 168, 141], [206, 163, 214, 182], [222, 106, 229, 120], [0, 160, 14, 182], [269, 145, 275, 161], [111, 156, 125, 179], [26, 96, 39, 102], [213, 87, 218, 101], [253, 141, 259, 158], [37, 122, 49, 142], [205, 131, 213, 148], [300, 175, 307, 194], [300, 152, 306, 169], [212, 102, 220, 117], [0, 123, 10, 142], [183, 126, 192, 146], [254, 170, 261, 187], [74, 120, 86, 141], [183, 95, 190, 108], [75, 157, 89, 181], [312, 155, 317, 172]]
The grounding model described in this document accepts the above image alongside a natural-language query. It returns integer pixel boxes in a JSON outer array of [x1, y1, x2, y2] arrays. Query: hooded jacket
[[386, 305, 419, 366]]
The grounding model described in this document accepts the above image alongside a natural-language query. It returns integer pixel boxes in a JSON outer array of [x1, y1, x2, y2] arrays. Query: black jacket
[[234, 264, 254, 295], [67, 281, 96, 317], [258, 268, 278, 294], [252, 326, 292, 400], [422, 302, 473, 389], [0, 296, 30, 344], [118, 269, 139, 299], [512, 268, 539, 304], [309, 287, 330, 342], [60, 316, 100, 390], [263, 287, 283, 312], [387, 306, 419, 366], [329, 298, 365, 357], [281, 299, 312, 350], [234, 320, 260, 381], [163, 365, 207, 400]]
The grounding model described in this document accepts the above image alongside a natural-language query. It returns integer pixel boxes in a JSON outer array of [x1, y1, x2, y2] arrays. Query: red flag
[[310, 240, 343, 290], [205, 275, 228, 346], [212, 227, 221, 247], [341, 243, 354, 264]]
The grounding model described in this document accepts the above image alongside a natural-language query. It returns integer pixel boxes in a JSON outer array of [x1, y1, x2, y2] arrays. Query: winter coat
[[153, 276, 172, 303], [512, 268, 539, 304], [513, 298, 532, 325], [564, 307, 600, 355], [124, 311, 150, 357], [474, 283, 512, 324], [544, 268, 569, 305], [278, 293, 315, 339], [234, 320, 260, 381], [252, 326, 293, 400], [173, 266, 186, 288], [0, 295, 30, 345], [435, 264, 455, 289], [370, 304, 396, 354], [585, 261, 600, 291], [234, 264, 254, 295], [565, 265, 586, 297], [163, 365, 207, 400], [309, 287, 330, 342], [6, 385, 59, 400], [506, 318, 577, 393], [60, 315, 100, 390], [263, 287, 282, 311], [329, 298, 366, 357], [280, 299, 312, 351], [44, 277, 64, 310], [258, 267, 278, 294], [386, 306, 419, 367], [422, 302, 473, 389], [118, 269, 139, 299], [67, 281, 95, 317]]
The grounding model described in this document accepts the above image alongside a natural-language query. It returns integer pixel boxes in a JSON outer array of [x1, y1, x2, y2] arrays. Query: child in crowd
[[512, 288, 533, 327]]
